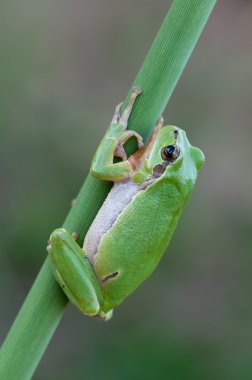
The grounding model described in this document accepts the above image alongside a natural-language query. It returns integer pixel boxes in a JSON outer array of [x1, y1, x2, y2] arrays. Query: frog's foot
[[120, 130, 144, 149], [114, 143, 127, 161], [97, 309, 113, 322], [71, 232, 79, 241], [111, 102, 123, 124], [111, 86, 142, 128], [156, 116, 164, 129], [114, 130, 144, 161], [143, 116, 164, 155], [48, 228, 104, 316], [119, 86, 142, 127]]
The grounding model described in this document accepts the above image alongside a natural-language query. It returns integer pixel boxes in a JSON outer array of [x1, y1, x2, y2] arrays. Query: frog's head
[[143, 124, 205, 187]]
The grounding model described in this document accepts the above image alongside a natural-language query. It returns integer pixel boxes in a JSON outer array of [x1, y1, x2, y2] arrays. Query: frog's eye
[[161, 145, 180, 163]]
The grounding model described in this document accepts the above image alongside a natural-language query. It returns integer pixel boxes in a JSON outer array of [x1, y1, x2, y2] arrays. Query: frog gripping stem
[[119, 86, 142, 127], [90, 86, 144, 182], [0, 2, 217, 378]]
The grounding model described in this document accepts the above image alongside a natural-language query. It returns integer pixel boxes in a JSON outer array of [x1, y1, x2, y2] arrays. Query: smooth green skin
[[48, 89, 204, 320]]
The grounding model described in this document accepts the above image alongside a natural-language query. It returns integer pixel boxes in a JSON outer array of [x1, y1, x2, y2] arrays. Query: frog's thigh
[[48, 228, 103, 316]]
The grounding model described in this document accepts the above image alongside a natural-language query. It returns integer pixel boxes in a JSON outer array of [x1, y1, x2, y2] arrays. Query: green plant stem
[[0, 1, 217, 379]]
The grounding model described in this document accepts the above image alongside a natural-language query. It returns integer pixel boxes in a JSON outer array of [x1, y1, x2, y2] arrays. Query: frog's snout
[[191, 147, 205, 171]]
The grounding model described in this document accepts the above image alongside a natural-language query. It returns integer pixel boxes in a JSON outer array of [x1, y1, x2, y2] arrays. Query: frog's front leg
[[114, 129, 144, 161], [48, 228, 112, 319], [91, 86, 143, 181]]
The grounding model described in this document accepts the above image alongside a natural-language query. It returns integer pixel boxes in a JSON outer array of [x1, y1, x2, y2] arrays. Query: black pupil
[[161, 144, 180, 163], [166, 145, 175, 157]]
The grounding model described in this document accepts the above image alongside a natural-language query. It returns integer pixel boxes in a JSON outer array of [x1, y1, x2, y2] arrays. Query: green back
[[94, 177, 192, 312]]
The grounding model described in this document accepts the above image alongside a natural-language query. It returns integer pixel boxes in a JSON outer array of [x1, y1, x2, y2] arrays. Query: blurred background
[[1, 1, 252, 379]]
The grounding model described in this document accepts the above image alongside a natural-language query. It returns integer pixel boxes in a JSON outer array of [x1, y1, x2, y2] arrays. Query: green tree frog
[[48, 86, 205, 320]]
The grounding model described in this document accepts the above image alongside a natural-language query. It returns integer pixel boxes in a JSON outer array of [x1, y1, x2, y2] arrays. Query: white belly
[[83, 180, 140, 263]]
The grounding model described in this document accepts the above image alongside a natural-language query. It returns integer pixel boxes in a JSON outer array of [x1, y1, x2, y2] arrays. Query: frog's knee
[[49, 228, 69, 245], [47, 228, 75, 262], [48, 229, 77, 257]]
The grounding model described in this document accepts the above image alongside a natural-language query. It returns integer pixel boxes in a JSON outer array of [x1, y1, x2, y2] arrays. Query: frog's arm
[[90, 86, 144, 182]]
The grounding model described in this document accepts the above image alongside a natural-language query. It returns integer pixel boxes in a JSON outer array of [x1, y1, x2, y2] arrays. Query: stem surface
[[0, 1, 217, 379]]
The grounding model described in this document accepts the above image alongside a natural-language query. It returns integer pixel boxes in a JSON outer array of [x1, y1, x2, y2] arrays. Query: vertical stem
[[0, 1, 217, 379]]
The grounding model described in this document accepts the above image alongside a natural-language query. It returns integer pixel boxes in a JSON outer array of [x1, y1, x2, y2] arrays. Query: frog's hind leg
[[48, 228, 103, 317]]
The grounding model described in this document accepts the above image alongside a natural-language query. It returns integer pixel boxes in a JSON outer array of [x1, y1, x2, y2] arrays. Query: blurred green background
[[1, 1, 252, 379]]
